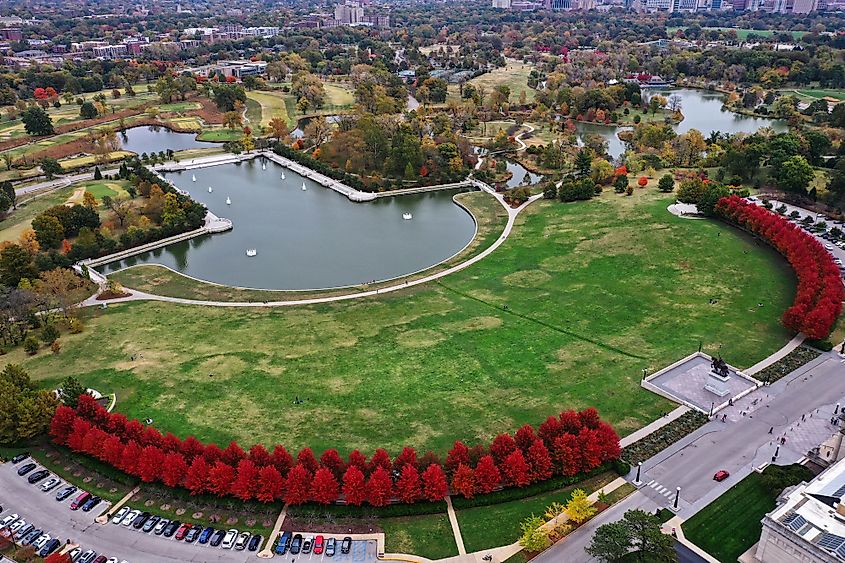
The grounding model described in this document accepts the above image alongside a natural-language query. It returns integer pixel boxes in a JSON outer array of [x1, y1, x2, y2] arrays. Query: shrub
[[24, 335, 40, 355], [41, 323, 60, 344], [51, 340, 61, 354], [68, 318, 83, 334]]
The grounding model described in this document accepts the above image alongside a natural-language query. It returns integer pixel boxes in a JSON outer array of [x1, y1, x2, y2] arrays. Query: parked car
[[142, 515, 161, 533], [39, 538, 61, 557], [713, 470, 730, 482], [9, 519, 27, 534], [121, 510, 140, 526], [93, 557, 107, 563], [248, 534, 262, 551], [17, 463, 36, 476], [341, 536, 352, 554], [184, 526, 200, 543], [78, 550, 97, 563], [132, 512, 151, 529], [41, 477, 61, 492], [70, 491, 91, 510], [210, 529, 226, 547], [153, 518, 170, 536], [275, 532, 291, 554], [22, 528, 43, 546], [221, 529, 238, 549], [13, 523, 33, 542], [302, 536, 313, 554], [0, 513, 19, 528], [81, 496, 102, 512], [326, 537, 336, 557], [174, 523, 192, 540], [111, 507, 130, 525], [235, 531, 250, 550], [11, 452, 29, 464], [27, 469, 50, 484], [314, 535, 324, 554], [198, 526, 214, 544], [57, 485, 77, 501], [32, 533, 51, 550], [68, 547, 82, 562], [106, 558, 119, 563], [162, 520, 180, 538], [290, 533, 303, 554]]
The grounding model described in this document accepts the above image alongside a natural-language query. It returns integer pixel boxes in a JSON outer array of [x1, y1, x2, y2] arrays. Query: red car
[[713, 470, 730, 482], [175, 523, 192, 540], [70, 491, 90, 510], [313, 535, 324, 554]]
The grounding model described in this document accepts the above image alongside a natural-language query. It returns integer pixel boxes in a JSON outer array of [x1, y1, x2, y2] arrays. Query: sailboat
[[208, 186, 213, 193], [281, 171, 286, 180], [226, 197, 231, 205], [262, 162, 266, 171], [246, 249, 257, 257], [192, 174, 196, 182], [403, 212, 413, 220], [301, 182, 307, 191]]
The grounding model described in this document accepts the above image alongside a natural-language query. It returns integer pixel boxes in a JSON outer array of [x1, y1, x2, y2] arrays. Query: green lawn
[[196, 128, 242, 142], [8, 189, 794, 456], [0, 184, 77, 242], [246, 91, 290, 128], [448, 61, 536, 104], [666, 27, 805, 41], [382, 513, 459, 559], [457, 472, 617, 552], [683, 464, 813, 562]]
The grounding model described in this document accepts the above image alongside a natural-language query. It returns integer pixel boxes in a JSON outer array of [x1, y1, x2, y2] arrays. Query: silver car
[[221, 529, 238, 549], [121, 509, 140, 526], [40, 477, 61, 492]]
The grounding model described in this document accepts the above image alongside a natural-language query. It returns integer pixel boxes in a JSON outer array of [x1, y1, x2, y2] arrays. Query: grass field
[[196, 129, 242, 142], [683, 464, 813, 562], [382, 513, 458, 559], [666, 27, 806, 41], [457, 472, 617, 552], [0, 184, 77, 242], [449, 61, 536, 104], [7, 189, 794, 456]]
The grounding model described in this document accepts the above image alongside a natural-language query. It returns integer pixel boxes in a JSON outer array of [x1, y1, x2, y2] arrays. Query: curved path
[[81, 187, 543, 308]]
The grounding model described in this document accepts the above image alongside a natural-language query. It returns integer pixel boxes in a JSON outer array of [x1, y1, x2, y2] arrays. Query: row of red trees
[[50, 396, 620, 506], [715, 196, 843, 340]]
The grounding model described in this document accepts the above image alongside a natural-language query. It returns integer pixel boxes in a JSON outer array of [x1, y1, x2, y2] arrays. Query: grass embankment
[[7, 188, 794, 456], [448, 61, 536, 104], [683, 464, 813, 562]]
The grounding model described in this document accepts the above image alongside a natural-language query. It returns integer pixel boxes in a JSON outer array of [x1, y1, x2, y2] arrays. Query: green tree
[[586, 521, 632, 562], [566, 488, 597, 524], [0, 244, 37, 286], [676, 177, 709, 205], [213, 84, 247, 112], [60, 375, 86, 408], [658, 174, 675, 193], [587, 510, 676, 562], [778, 155, 815, 194], [40, 158, 63, 180], [697, 183, 730, 216], [574, 149, 592, 177], [519, 514, 551, 552], [31, 214, 64, 248], [79, 101, 98, 119], [21, 106, 54, 136], [155, 74, 176, 103], [614, 174, 629, 193]]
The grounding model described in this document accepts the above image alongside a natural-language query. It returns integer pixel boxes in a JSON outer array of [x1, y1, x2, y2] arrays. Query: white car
[[78, 549, 98, 563], [153, 518, 169, 535], [221, 529, 238, 549], [0, 513, 18, 527], [234, 531, 250, 550], [106, 558, 119, 563], [32, 533, 51, 550], [121, 509, 140, 526], [9, 519, 26, 533], [40, 477, 61, 491], [68, 547, 82, 562], [111, 506, 130, 525]]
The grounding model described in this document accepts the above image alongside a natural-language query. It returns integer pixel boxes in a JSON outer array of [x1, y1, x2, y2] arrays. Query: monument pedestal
[[704, 371, 731, 397]]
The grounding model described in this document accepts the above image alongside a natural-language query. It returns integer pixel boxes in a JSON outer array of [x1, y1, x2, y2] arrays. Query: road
[[0, 461, 260, 562], [534, 352, 845, 561]]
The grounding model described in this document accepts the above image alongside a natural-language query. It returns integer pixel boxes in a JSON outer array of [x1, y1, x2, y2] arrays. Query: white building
[[334, 2, 364, 24], [757, 459, 845, 562], [492, 0, 512, 7]]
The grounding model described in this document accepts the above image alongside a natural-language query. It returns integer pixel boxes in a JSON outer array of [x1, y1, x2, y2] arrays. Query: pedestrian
[[769, 426, 773, 434], [802, 414, 806, 422]]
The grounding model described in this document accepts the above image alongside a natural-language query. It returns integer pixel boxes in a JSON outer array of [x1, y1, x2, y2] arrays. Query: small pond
[[119, 126, 215, 155], [99, 159, 478, 291]]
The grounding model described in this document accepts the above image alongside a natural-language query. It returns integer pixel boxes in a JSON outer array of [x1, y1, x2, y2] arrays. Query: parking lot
[[0, 459, 263, 562], [270, 538, 378, 563]]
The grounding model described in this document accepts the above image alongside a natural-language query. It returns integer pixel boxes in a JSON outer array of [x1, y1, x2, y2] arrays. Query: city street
[[533, 351, 845, 561]]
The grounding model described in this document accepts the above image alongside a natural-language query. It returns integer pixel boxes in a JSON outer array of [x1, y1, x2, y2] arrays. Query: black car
[[22, 528, 42, 546], [27, 469, 49, 484], [210, 529, 226, 547], [81, 496, 102, 512], [341, 536, 352, 554], [56, 485, 77, 501], [184, 527, 200, 543], [11, 452, 29, 464], [162, 520, 180, 538], [39, 538, 61, 557], [198, 526, 214, 544], [132, 512, 150, 529], [290, 533, 303, 555], [248, 535, 261, 551], [17, 463, 36, 476], [142, 515, 160, 533]]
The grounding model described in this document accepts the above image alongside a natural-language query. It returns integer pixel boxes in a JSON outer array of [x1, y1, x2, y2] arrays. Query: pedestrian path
[[445, 495, 467, 555], [644, 479, 677, 502], [619, 406, 689, 448]]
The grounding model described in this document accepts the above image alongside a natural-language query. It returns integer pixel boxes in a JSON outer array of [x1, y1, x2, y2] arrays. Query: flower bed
[[715, 196, 843, 340], [621, 411, 709, 466], [754, 345, 822, 383], [50, 396, 621, 508]]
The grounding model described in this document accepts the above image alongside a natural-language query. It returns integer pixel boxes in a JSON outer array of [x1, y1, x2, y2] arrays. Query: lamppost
[[709, 402, 715, 417], [642, 368, 648, 381], [635, 462, 642, 484], [673, 487, 681, 510]]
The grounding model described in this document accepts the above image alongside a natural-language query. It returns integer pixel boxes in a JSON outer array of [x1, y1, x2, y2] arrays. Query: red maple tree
[[451, 463, 475, 499], [184, 456, 211, 495], [231, 459, 260, 501], [473, 455, 501, 494], [342, 465, 367, 506], [312, 467, 340, 504], [284, 463, 312, 505], [420, 463, 448, 502], [255, 465, 285, 503], [161, 452, 189, 488], [396, 464, 422, 503], [366, 466, 393, 507], [207, 461, 236, 496]]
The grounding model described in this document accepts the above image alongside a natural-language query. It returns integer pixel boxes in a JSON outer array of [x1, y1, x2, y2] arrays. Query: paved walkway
[[745, 333, 806, 375], [445, 495, 467, 555], [620, 406, 690, 448], [257, 503, 288, 559]]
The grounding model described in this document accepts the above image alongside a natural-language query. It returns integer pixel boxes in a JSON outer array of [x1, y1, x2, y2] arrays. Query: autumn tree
[[566, 488, 597, 524], [502, 449, 531, 488], [527, 439, 554, 483], [451, 463, 476, 499], [137, 445, 165, 483], [342, 465, 367, 506], [312, 467, 340, 504], [396, 464, 422, 503], [319, 448, 345, 478], [284, 463, 312, 505], [421, 463, 448, 502], [445, 441, 470, 473], [367, 466, 393, 507], [297, 447, 319, 474], [185, 456, 211, 495], [268, 116, 290, 142], [161, 452, 189, 487], [231, 459, 260, 501], [255, 465, 285, 503], [208, 461, 236, 496]]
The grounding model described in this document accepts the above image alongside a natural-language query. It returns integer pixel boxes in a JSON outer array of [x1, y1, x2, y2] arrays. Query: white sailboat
[[246, 249, 257, 257], [208, 186, 213, 193], [403, 212, 413, 220], [281, 171, 286, 180], [192, 174, 196, 182], [301, 182, 307, 191], [226, 197, 231, 205], [262, 162, 266, 170]]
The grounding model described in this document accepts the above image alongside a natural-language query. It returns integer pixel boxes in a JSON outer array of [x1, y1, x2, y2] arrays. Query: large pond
[[99, 159, 478, 290], [119, 126, 215, 155], [576, 88, 789, 160]]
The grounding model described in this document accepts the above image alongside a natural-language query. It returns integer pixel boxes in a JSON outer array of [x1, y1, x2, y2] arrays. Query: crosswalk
[[645, 479, 677, 501]]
